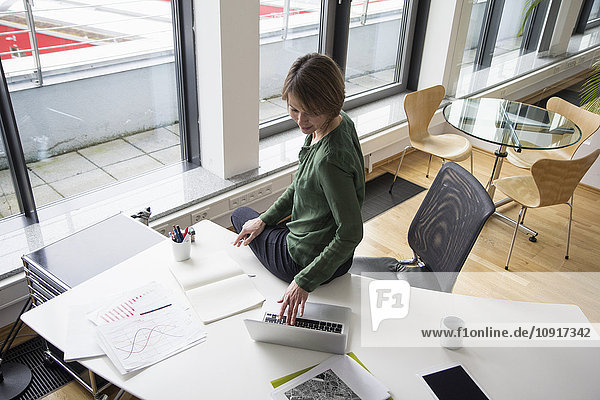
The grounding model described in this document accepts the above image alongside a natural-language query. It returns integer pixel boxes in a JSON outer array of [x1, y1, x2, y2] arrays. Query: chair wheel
[[528, 236, 537, 242], [505, 265, 508, 270], [565, 255, 569, 260]]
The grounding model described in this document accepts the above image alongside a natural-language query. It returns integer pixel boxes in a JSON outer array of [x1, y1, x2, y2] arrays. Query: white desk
[[22, 221, 600, 399]]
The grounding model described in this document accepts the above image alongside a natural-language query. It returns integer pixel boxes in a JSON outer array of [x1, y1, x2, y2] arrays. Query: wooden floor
[[16, 148, 600, 400]]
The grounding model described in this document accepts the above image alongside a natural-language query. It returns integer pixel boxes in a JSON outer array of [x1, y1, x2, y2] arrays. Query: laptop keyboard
[[263, 312, 343, 334]]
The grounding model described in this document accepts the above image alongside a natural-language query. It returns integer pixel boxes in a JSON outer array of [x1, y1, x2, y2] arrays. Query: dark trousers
[[231, 207, 352, 286]]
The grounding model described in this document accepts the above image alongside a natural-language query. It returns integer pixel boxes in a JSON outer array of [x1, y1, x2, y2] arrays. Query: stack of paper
[[88, 282, 207, 374], [170, 250, 265, 323], [63, 305, 105, 362], [271, 354, 391, 400]]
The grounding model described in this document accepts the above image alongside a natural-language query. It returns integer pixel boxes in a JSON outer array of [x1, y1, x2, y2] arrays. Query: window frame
[[258, 0, 420, 139], [576, 0, 600, 33], [0, 59, 37, 222], [0, 0, 199, 226], [472, 0, 550, 71]]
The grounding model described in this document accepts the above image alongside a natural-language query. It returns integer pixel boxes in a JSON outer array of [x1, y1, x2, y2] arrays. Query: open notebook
[[170, 250, 265, 323]]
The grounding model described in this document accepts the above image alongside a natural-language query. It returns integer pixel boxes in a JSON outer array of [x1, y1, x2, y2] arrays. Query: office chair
[[352, 162, 495, 292], [495, 149, 600, 270], [389, 85, 473, 193], [507, 97, 600, 169]]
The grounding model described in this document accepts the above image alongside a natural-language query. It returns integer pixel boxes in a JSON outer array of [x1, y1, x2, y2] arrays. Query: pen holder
[[440, 316, 465, 350], [172, 236, 191, 261]]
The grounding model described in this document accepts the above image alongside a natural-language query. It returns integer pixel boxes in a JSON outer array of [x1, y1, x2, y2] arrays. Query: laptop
[[243, 301, 351, 354]]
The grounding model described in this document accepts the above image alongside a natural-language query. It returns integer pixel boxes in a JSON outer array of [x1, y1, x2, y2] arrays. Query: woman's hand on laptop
[[278, 280, 308, 325]]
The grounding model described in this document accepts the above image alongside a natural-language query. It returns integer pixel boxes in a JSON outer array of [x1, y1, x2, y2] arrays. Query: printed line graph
[[114, 324, 184, 359], [97, 302, 205, 372], [93, 282, 207, 373]]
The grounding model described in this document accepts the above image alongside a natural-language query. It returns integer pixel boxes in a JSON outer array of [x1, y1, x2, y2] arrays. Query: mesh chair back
[[407, 162, 494, 292]]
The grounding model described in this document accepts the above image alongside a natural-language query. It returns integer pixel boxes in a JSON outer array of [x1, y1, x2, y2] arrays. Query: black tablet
[[420, 364, 490, 400]]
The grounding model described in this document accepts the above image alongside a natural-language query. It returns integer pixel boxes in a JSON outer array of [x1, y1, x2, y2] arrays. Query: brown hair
[[281, 53, 345, 120]]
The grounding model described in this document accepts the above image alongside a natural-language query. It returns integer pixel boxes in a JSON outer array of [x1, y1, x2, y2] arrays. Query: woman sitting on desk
[[231, 53, 365, 325]]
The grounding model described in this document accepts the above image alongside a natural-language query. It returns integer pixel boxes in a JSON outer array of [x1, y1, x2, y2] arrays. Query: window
[[345, 0, 406, 96], [259, 0, 415, 136], [0, 139, 19, 219], [588, 0, 600, 25], [455, 0, 556, 97], [259, 1, 322, 124], [576, 0, 600, 32], [492, 0, 530, 60], [467, 0, 541, 71], [0, 0, 198, 223]]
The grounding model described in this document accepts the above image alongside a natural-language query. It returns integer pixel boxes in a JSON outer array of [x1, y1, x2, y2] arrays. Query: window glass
[[0, 140, 20, 218], [491, 0, 529, 63], [462, 0, 532, 71], [461, 0, 487, 70], [0, 3, 36, 79], [259, 0, 322, 124], [456, 0, 555, 97], [345, 0, 405, 97], [588, 0, 600, 25], [1, 0, 181, 208]]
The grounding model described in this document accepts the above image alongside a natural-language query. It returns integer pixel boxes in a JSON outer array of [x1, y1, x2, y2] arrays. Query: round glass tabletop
[[443, 98, 582, 150]]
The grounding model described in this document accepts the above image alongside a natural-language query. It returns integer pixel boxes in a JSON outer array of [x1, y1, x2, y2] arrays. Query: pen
[[173, 225, 182, 242], [140, 304, 172, 315], [176, 225, 184, 242], [183, 226, 189, 239]]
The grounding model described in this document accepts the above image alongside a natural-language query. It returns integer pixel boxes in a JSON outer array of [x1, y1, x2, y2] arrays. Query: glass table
[[443, 98, 581, 238]]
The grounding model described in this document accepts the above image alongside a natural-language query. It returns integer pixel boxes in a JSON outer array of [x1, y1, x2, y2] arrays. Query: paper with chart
[[69, 283, 172, 362], [87, 281, 173, 325], [91, 282, 207, 374]]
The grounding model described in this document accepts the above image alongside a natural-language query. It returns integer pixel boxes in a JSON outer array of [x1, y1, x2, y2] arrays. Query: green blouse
[[260, 111, 365, 292]]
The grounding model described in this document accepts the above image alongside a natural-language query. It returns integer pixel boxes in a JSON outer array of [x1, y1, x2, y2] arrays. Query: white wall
[[196, 0, 259, 179], [418, 0, 463, 91]]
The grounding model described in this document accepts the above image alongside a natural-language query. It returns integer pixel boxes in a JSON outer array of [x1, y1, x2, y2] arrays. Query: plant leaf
[[581, 61, 600, 114], [518, 0, 544, 37]]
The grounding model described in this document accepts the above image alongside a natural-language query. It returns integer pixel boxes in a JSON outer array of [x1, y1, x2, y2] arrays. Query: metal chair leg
[[397, 251, 419, 266], [505, 206, 526, 270], [426, 154, 433, 178], [565, 199, 573, 260], [390, 251, 422, 272], [389, 145, 411, 193]]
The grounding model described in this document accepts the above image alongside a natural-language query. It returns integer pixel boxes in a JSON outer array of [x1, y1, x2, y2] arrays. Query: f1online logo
[[369, 280, 410, 331]]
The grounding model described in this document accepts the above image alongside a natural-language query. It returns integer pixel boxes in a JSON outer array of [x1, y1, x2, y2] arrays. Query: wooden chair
[[389, 85, 472, 193], [507, 97, 600, 169], [495, 149, 600, 270]]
